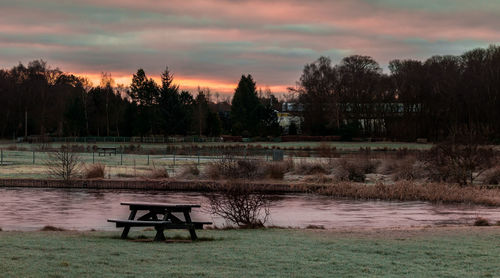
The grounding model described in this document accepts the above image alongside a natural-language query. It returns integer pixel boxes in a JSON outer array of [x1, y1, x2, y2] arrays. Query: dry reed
[[317, 181, 500, 206]]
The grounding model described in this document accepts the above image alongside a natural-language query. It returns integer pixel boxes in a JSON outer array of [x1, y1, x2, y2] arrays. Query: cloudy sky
[[1, 0, 499, 93]]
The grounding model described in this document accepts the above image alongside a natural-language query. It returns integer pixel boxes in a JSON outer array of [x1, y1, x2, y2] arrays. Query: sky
[[1, 0, 500, 94]]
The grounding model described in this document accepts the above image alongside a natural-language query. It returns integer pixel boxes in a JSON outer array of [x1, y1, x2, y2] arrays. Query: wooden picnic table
[[108, 202, 211, 241]]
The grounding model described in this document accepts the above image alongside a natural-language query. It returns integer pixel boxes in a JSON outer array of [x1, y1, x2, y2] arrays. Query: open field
[[0, 140, 433, 179], [1, 227, 500, 277], [0, 140, 432, 178]]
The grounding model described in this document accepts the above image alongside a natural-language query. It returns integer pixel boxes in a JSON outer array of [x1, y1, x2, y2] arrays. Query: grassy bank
[[1, 227, 500, 277]]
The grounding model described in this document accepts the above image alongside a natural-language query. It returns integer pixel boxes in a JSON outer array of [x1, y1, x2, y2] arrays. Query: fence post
[[33, 151, 35, 164], [92, 151, 95, 164], [1, 149, 3, 166], [197, 150, 200, 165], [120, 151, 123, 166], [147, 154, 150, 165], [173, 149, 176, 167]]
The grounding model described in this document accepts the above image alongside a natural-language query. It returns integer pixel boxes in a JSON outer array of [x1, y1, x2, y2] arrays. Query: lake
[[1, 188, 499, 231]]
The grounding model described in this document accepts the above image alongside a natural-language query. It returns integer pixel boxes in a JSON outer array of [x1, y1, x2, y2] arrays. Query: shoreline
[[2, 178, 500, 207], [0, 178, 316, 193]]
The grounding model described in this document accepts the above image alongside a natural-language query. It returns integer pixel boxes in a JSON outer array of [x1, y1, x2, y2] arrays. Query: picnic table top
[[121, 202, 201, 209]]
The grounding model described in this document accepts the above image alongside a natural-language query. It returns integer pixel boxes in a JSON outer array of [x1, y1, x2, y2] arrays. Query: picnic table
[[108, 202, 212, 241], [97, 147, 117, 156]]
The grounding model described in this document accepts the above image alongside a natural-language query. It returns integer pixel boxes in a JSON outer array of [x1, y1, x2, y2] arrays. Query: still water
[[1, 188, 499, 231]]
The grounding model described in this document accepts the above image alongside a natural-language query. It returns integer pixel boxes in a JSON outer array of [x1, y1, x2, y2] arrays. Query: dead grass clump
[[206, 159, 236, 179], [150, 167, 169, 179], [317, 181, 500, 206], [294, 161, 329, 175], [377, 157, 427, 181], [206, 158, 263, 179], [283, 158, 295, 172], [334, 158, 377, 182], [179, 164, 200, 179], [40, 225, 66, 231], [265, 162, 287, 180], [393, 158, 418, 181], [474, 217, 490, 226], [206, 158, 288, 180], [305, 224, 325, 229], [84, 163, 106, 179], [116, 173, 136, 178], [317, 143, 338, 158], [304, 174, 334, 184]]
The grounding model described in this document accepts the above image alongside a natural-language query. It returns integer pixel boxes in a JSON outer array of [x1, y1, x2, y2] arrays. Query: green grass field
[[1, 227, 499, 277], [0, 140, 433, 151], [0, 140, 432, 179]]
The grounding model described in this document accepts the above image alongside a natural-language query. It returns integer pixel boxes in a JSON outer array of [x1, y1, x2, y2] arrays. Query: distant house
[[278, 102, 303, 134]]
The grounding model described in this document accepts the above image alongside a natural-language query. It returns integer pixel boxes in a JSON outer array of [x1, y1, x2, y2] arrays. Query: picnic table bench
[[108, 202, 212, 241], [97, 147, 117, 156]]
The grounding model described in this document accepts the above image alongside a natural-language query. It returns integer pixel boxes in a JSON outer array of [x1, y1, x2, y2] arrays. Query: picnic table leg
[[121, 210, 137, 239], [154, 225, 166, 241], [183, 211, 198, 240]]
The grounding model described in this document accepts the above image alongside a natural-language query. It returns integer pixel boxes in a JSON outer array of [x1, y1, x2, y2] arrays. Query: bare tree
[[45, 145, 81, 181], [206, 183, 271, 228]]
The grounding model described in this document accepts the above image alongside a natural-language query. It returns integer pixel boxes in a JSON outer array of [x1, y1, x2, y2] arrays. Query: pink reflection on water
[[0, 188, 499, 231]]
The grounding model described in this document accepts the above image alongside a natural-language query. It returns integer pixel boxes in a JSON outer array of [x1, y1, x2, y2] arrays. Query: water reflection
[[0, 188, 499, 231]]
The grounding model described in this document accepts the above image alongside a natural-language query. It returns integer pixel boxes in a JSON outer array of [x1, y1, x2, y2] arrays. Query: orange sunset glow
[[2, 0, 499, 94]]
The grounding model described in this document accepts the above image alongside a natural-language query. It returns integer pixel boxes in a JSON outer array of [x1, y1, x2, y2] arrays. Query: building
[[277, 102, 304, 134]]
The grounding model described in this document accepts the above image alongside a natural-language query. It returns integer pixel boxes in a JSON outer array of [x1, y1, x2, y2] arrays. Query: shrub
[[84, 163, 106, 179], [422, 126, 498, 185], [483, 167, 500, 185], [45, 146, 81, 181], [206, 183, 270, 228]]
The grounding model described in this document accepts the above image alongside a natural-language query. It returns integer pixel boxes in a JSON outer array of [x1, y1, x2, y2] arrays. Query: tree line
[[0, 61, 279, 139], [1, 45, 499, 141], [295, 45, 500, 141]]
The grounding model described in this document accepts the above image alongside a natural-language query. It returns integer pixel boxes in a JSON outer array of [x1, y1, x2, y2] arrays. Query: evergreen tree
[[128, 69, 159, 135], [231, 75, 261, 136], [158, 67, 187, 135]]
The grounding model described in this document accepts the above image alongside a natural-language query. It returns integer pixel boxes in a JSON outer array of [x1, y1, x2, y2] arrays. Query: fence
[[0, 148, 289, 178]]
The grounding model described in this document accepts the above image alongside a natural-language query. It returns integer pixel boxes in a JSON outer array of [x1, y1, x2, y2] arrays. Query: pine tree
[[231, 75, 261, 136]]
